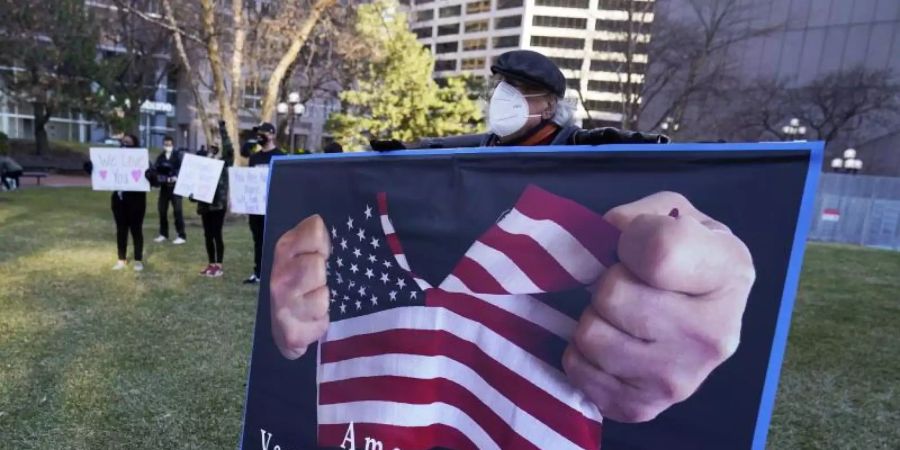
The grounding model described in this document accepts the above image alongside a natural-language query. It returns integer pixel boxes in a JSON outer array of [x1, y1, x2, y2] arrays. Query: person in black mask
[[150, 136, 187, 245], [243, 122, 285, 284], [84, 134, 150, 271]]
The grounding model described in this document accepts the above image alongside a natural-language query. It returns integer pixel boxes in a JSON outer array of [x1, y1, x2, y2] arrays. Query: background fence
[[808, 173, 900, 250]]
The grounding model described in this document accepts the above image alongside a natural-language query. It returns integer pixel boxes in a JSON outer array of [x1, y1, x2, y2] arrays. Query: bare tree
[[115, 0, 338, 163], [584, 0, 656, 129], [637, 0, 781, 136], [727, 67, 900, 145]]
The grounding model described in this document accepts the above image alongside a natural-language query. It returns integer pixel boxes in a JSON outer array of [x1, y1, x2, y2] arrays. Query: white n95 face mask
[[488, 81, 544, 137]]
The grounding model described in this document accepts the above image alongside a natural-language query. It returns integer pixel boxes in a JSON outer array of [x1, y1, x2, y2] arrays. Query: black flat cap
[[491, 50, 566, 97]]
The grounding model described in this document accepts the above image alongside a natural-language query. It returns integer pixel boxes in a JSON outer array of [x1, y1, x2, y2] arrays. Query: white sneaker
[[172, 237, 186, 245], [133, 261, 144, 272], [153, 235, 167, 243], [112, 260, 127, 270]]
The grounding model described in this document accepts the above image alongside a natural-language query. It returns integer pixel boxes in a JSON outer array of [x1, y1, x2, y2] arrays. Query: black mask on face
[[257, 134, 269, 145]]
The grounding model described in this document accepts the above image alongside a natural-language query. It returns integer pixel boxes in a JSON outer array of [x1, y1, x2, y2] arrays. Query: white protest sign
[[228, 167, 270, 215], [174, 153, 225, 203], [89, 147, 151, 192]]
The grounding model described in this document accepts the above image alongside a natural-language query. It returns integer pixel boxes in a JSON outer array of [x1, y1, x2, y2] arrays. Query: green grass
[[0, 188, 898, 449]]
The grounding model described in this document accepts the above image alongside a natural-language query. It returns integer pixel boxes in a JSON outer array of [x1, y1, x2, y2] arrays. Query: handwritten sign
[[89, 147, 151, 192], [174, 153, 225, 203], [228, 167, 270, 215]]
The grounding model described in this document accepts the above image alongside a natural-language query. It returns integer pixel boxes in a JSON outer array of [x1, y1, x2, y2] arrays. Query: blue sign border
[[239, 141, 824, 450]]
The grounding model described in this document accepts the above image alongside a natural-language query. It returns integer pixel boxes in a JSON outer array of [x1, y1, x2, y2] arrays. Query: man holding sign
[[242, 122, 285, 285], [87, 134, 150, 271]]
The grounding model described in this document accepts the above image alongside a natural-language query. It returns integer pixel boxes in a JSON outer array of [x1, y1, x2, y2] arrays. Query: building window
[[566, 78, 581, 89], [436, 41, 459, 54], [497, 0, 523, 9], [593, 39, 649, 54], [588, 80, 630, 92], [535, 0, 589, 8], [590, 59, 645, 72], [438, 23, 460, 36], [494, 15, 522, 29], [595, 19, 634, 32], [439, 5, 462, 17], [493, 35, 520, 48], [463, 38, 488, 51], [416, 9, 434, 21], [466, 0, 491, 14], [416, 0, 435, 4], [435, 59, 457, 71], [533, 15, 587, 29], [413, 26, 433, 38], [530, 35, 585, 50], [549, 57, 583, 70], [465, 19, 489, 33], [583, 100, 621, 111], [597, 0, 634, 10], [461, 57, 486, 70]]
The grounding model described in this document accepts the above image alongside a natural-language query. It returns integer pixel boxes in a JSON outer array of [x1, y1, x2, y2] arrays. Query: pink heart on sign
[[131, 170, 142, 182], [99, 170, 108, 180]]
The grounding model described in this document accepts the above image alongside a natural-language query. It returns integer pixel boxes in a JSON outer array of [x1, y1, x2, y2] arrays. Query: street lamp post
[[660, 116, 679, 133], [781, 117, 807, 140], [830, 148, 864, 174], [277, 92, 306, 152]]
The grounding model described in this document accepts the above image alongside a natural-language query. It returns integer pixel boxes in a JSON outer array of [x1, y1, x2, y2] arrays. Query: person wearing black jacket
[[242, 122, 285, 284], [370, 50, 668, 152], [194, 125, 232, 278], [150, 136, 187, 244], [84, 134, 150, 271]]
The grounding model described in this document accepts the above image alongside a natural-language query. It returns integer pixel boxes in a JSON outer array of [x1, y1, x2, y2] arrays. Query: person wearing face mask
[[371, 50, 668, 151], [83, 134, 150, 271], [150, 136, 187, 245], [243, 122, 285, 285]]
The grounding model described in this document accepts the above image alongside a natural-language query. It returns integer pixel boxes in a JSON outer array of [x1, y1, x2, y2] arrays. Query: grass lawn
[[1, 187, 898, 449]]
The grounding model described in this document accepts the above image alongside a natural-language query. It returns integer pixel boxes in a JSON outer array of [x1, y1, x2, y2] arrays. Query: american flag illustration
[[317, 185, 621, 450]]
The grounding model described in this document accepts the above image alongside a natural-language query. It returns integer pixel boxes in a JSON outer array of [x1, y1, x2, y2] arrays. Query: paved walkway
[[19, 174, 92, 188]]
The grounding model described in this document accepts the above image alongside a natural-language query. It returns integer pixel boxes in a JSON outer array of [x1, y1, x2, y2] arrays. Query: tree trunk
[[199, 0, 242, 165], [32, 102, 51, 155], [258, 0, 338, 121]]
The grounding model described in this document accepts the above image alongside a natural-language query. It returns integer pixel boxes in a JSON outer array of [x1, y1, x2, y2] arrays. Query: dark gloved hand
[[572, 127, 670, 146], [370, 139, 407, 152], [83, 161, 93, 174]]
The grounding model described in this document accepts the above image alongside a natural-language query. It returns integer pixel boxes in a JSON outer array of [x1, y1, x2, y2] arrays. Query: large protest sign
[[89, 147, 151, 192], [240, 142, 822, 450], [174, 153, 225, 203], [228, 167, 270, 215]]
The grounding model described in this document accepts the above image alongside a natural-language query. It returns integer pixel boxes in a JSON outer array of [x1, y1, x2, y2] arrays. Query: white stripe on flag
[[323, 306, 602, 421], [395, 253, 411, 271], [318, 401, 501, 450], [439, 274, 577, 340], [321, 354, 587, 450], [380, 214, 395, 234], [464, 241, 543, 294], [498, 209, 605, 284], [413, 277, 432, 290]]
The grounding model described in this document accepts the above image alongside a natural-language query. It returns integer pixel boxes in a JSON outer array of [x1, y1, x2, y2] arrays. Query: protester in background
[[0, 153, 23, 191], [84, 134, 149, 271], [242, 122, 285, 285], [150, 136, 187, 245], [194, 126, 231, 278]]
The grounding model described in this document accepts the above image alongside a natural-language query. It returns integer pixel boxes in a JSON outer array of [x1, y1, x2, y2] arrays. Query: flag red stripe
[[477, 226, 583, 292], [450, 256, 508, 294], [377, 192, 389, 216], [514, 185, 620, 267], [427, 290, 566, 371], [320, 376, 541, 450], [385, 233, 404, 258], [319, 423, 478, 450], [322, 329, 601, 448]]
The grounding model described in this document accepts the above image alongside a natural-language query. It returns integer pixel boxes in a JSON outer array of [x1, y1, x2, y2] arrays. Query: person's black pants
[[2, 170, 22, 189], [158, 185, 186, 239], [249, 214, 265, 277], [201, 209, 226, 264], [112, 192, 146, 261]]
